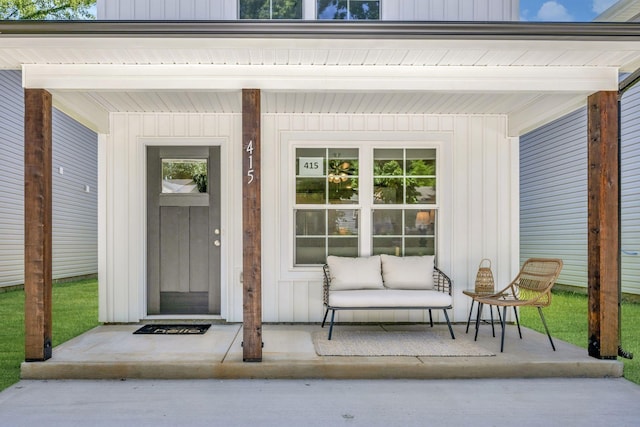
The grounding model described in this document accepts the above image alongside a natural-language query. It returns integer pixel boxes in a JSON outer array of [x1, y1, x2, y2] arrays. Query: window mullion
[[359, 146, 372, 257]]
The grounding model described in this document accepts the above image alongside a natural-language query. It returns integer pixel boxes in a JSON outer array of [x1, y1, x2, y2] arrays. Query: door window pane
[[240, 0, 303, 19], [162, 159, 208, 193]]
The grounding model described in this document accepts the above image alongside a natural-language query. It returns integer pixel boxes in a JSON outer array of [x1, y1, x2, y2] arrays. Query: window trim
[[287, 136, 442, 270]]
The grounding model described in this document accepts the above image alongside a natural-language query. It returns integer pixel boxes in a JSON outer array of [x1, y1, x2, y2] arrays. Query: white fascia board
[[22, 64, 619, 93], [508, 93, 587, 137], [2, 36, 640, 52], [51, 91, 110, 133]]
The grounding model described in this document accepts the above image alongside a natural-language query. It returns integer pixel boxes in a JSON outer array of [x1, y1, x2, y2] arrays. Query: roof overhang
[[2, 21, 640, 135], [595, 0, 640, 23], [1, 20, 640, 40]]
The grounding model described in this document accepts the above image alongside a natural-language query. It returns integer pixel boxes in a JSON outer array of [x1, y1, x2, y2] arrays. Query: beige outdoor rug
[[312, 330, 495, 357]]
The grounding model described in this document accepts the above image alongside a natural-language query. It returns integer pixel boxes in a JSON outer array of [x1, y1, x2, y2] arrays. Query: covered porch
[[20, 323, 622, 380], [2, 21, 640, 364]]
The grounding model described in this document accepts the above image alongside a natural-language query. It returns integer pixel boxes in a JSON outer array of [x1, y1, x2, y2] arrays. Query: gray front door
[[147, 146, 221, 315]]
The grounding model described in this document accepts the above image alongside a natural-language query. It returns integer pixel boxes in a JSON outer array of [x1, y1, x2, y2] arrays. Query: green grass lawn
[[520, 289, 640, 385], [0, 279, 99, 391]]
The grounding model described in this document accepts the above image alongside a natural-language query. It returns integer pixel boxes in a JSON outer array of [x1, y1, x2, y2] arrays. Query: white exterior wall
[[101, 111, 519, 323], [97, 0, 519, 21], [97, 0, 238, 20], [99, 113, 242, 322], [383, 0, 519, 21]]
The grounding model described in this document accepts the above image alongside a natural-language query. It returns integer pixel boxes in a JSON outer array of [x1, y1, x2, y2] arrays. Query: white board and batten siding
[[383, 0, 519, 21], [0, 70, 98, 289], [97, 0, 237, 20], [261, 113, 520, 325], [99, 113, 243, 322], [100, 109, 519, 323], [97, 0, 519, 21], [520, 83, 640, 296]]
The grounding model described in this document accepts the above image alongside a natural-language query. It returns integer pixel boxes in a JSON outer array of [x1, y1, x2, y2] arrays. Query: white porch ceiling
[[3, 36, 640, 136], [50, 89, 588, 137], [51, 89, 567, 116]]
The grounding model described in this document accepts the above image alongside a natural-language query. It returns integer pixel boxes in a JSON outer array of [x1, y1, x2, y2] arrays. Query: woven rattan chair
[[473, 258, 563, 352]]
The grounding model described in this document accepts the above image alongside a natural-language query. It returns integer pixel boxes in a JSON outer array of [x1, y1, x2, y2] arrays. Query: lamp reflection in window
[[415, 210, 434, 234], [328, 161, 352, 184]]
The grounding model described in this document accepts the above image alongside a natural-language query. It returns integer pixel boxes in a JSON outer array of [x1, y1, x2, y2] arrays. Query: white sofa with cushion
[[321, 254, 455, 340]]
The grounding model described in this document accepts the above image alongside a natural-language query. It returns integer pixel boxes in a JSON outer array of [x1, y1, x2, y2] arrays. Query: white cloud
[[593, 0, 618, 14], [536, 1, 573, 21]]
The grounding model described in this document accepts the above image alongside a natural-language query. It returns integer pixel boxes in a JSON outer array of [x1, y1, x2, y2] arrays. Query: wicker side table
[[463, 290, 501, 337]]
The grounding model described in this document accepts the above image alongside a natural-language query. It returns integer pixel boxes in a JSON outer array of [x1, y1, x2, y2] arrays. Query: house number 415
[[246, 139, 255, 184]]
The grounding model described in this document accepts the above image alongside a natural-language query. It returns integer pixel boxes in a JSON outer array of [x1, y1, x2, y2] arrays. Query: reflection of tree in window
[[317, 0, 380, 20], [162, 159, 208, 193], [240, 0, 302, 19], [374, 155, 435, 205]]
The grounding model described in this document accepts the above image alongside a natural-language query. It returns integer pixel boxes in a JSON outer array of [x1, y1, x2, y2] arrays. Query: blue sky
[[520, 0, 619, 21]]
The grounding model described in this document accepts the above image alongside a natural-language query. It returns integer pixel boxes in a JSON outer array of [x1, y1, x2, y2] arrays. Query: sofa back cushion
[[380, 254, 435, 289], [326, 255, 384, 290]]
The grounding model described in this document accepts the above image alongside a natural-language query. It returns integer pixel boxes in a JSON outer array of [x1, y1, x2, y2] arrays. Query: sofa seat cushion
[[326, 255, 385, 290], [328, 289, 452, 308], [380, 254, 435, 289]]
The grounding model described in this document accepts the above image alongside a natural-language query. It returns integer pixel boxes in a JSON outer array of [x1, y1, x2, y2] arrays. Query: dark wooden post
[[242, 89, 262, 362], [587, 91, 619, 359], [24, 89, 53, 361]]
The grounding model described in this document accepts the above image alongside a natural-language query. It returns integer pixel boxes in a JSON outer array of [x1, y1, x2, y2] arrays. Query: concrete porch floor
[[20, 323, 622, 380]]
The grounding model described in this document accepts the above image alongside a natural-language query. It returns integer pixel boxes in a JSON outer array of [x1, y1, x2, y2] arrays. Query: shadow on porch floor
[[20, 323, 622, 380]]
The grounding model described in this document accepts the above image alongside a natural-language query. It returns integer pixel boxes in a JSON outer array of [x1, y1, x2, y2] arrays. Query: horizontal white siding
[[520, 83, 640, 296], [0, 70, 98, 289], [97, 0, 518, 21], [52, 109, 99, 280], [520, 109, 588, 288], [0, 70, 25, 287], [621, 82, 640, 295]]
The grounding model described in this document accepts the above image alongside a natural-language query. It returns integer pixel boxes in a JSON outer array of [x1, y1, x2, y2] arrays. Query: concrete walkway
[[20, 323, 622, 380], [1, 378, 639, 426]]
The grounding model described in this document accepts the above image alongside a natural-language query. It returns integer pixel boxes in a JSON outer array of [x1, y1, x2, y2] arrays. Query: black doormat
[[133, 324, 211, 335]]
